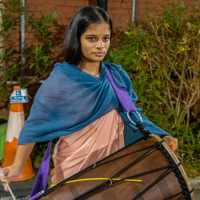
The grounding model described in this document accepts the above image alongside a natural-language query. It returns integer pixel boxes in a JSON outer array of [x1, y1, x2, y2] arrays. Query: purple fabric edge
[[105, 65, 136, 113], [30, 140, 52, 197], [29, 192, 40, 200]]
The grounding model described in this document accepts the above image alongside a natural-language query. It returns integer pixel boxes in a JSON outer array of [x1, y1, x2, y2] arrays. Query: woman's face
[[80, 22, 111, 63]]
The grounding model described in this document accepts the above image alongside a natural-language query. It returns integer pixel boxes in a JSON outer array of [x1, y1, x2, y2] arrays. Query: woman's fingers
[[2, 181, 9, 192], [0, 168, 9, 192], [162, 136, 178, 152], [0, 166, 21, 192]]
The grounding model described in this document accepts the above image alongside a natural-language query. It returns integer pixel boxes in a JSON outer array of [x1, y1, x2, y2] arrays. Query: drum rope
[[162, 192, 183, 200], [50, 178, 142, 187], [132, 162, 182, 200], [91, 144, 155, 169], [110, 146, 156, 179], [120, 166, 169, 180], [155, 141, 193, 200], [38, 136, 147, 198], [38, 137, 193, 200], [68, 146, 157, 200], [132, 140, 192, 200], [132, 168, 173, 200]]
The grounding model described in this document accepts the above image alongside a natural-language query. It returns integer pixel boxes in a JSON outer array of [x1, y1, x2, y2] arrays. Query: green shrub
[[0, 0, 57, 108], [105, 0, 200, 176]]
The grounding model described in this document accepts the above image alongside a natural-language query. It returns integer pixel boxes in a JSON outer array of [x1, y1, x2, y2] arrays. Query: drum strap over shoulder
[[105, 65, 143, 126]]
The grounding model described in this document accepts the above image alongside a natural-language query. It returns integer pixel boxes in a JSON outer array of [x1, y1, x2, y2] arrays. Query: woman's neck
[[78, 61, 101, 76]]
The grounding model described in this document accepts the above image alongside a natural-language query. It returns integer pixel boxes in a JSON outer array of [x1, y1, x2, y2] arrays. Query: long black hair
[[63, 6, 112, 65]]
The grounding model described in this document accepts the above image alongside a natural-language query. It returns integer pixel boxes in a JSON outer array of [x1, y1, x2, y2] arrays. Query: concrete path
[[190, 176, 200, 200]]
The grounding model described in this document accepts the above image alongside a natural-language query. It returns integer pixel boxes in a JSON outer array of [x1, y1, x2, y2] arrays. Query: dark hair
[[63, 6, 112, 65]]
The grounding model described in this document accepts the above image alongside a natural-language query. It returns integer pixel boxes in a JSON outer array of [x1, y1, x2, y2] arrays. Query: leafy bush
[[105, 0, 200, 176], [0, 0, 57, 108]]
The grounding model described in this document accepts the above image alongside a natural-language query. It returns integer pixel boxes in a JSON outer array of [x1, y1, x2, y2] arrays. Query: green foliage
[[105, 0, 200, 176], [0, 0, 57, 108]]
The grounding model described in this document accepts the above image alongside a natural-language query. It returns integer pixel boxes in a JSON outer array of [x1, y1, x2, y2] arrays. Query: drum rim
[[150, 134, 195, 200]]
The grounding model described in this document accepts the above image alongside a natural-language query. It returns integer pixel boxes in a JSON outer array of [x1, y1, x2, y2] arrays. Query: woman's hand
[[0, 164, 22, 191], [0, 142, 35, 191], [162, 136, 178, 152]]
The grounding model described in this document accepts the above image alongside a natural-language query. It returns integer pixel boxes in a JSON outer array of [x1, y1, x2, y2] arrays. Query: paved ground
[[0, 178, 34, 200], [190, 176, 200, 199], [0, 196, 29, 200]]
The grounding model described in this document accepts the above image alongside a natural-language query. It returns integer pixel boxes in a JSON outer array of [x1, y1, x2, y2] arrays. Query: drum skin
[[38, 134, 194, 200]]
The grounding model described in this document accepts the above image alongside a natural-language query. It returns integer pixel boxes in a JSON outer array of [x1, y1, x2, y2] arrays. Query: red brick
[[10, 31, 20, 39], [107, 2, 121, 8], [138, 2, 161, 11], [25, 32, 35, 39], [26, 27, 33, 32], [26, 0, 46, 5], [120, 15, 131, 22], [27, 5, 36, 12], [112, 8, 130, 15], [74, 7, 85, 12], [84, 0, 89, 6], [109, 14, 121, 21], [56, 17, 70, 26], [66, 0, 85, 7], [15, 46, 20, 52], [66, 12, 75, 18], [121, 2, 132, 9], [33, 12, 42, 19], [46, 0, 66, 6], [56, 6, 74, 13], [36, 5, 55, 12], [12, 25, 20, 32]]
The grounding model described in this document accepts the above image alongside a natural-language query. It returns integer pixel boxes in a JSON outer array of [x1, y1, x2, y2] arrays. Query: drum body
[[38, 134, 194, 200]]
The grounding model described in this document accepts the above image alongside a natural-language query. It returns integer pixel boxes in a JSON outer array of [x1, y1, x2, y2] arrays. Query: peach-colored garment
[[51, 109, 124, 184]]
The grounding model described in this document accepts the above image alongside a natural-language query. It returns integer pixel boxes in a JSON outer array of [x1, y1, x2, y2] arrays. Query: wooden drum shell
[[38, 134, 195, 200]]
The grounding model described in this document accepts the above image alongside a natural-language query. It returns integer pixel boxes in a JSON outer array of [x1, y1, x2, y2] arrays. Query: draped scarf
[[18, 62, 170, 145]]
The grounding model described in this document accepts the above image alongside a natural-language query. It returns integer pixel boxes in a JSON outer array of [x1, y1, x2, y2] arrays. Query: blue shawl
[[18, 62, 170, 145]]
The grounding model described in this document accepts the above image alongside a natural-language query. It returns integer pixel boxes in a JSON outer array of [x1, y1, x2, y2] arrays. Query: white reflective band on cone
[[6, 111, 25, 142]]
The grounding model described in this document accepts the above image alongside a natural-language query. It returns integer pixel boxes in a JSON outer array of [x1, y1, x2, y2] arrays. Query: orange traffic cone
[[2, 86, 35, 181]]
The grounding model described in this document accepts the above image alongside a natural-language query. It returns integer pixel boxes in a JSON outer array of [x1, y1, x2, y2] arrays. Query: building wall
[[137, 0, 197, 20]]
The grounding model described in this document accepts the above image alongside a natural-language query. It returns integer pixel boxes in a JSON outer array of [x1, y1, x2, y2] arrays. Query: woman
[[0, 6, 178, 190]]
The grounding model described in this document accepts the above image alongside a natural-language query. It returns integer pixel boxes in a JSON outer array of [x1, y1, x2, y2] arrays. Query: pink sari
[[51, 109, 124, 184]]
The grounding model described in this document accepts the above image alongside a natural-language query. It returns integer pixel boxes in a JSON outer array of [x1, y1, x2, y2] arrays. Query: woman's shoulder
[[105, 62, 130, 79], [105, 62, 122, 71], [105, 62, 131, 89]]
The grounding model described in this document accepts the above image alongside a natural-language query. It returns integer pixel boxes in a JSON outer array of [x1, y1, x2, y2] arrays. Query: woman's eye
[[103, 37, 110, 42], [88, 37, 95, 41]]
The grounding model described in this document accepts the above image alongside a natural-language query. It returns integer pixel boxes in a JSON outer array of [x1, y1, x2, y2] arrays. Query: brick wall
[[107, 0, 133, 31], [137, 0, 197, 20], [26, 0, 89, 62], [88, 0, 133, 31]]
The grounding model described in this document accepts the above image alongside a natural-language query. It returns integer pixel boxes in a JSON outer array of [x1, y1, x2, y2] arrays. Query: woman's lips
[[93, 52, 104, 56]]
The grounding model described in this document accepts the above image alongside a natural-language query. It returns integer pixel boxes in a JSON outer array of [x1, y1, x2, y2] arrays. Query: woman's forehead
[[83, 23, 111, 36]]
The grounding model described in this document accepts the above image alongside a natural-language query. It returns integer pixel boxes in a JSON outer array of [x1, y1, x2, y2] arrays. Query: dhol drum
[[38, 134, 194, 200]]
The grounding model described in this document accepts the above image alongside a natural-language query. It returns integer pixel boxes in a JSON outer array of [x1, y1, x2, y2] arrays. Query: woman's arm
[[0, 142, 35, 191]]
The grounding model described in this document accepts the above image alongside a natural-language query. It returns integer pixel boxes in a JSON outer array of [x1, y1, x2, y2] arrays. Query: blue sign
[[11, 96, 27, 103], [16, 90, 21, 96], [10, 88, 28, 103]]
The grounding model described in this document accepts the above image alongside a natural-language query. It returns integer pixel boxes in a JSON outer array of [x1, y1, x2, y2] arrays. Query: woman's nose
[[95, 40, 105, 48]]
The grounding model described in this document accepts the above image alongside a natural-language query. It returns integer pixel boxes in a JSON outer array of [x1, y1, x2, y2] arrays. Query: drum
[[38, 134, 194, 200]]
